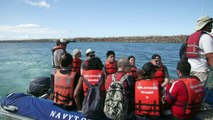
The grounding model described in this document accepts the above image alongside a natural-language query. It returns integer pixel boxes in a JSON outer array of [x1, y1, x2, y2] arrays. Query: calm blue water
[[0, 42, 181, 98]]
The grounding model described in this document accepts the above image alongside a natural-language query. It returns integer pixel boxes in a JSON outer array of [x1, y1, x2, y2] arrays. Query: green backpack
[[104, 74, 129, 120]]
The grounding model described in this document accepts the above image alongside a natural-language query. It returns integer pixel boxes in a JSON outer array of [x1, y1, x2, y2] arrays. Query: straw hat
[[195, 16, 213, 31]]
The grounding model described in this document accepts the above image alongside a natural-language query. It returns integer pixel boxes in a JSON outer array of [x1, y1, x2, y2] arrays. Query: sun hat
[[86, 48, 95, 56], [151, 54, 161, 59], [72, 49, 81, 56], [142, 62, 155, 74], [195, 16, 213, 31]]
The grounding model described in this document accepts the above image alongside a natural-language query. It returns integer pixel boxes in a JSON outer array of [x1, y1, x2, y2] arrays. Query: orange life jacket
[[135, 79, 161, 116], [54, 70, 76, 106], [82, 70, 105, 96], [128, 65, 137, 78], [105, 60, 117, 75], [154, 65, 165, 84], [72, 58, 82, 73], [174, 78, 205, 115]]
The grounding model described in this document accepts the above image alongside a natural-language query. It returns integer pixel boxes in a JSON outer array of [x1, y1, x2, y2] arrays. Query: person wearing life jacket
[[51, 38, 69, 95], [165, 61, 205, 120], [74, 57, 105, 111], [185, 16, 213, 84], [80, 48, 95, 75], [135, 62, 163, 119], [54, 53, 77, 111], [72, 49, 82, 87], [105, 57, 135, 119], [104, 50, 117, 75], [151, 54, 170, 88], [72, 49, 82, 74], [128, 55, 138, 79]]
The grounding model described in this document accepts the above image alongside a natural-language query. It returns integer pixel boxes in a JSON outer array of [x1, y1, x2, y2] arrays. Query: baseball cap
[[151, 54, 161, 59], [86, 48, 95, 56], [57, 38, 69, 45]]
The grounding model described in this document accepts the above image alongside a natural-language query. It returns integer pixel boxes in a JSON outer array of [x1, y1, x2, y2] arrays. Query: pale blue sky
[[0, 0, 212, 40]]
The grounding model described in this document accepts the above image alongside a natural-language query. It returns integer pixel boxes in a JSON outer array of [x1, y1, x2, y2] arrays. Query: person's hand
[[169, 79, 176, 83]]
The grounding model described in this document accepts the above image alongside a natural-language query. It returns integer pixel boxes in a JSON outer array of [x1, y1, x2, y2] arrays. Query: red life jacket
[[105, 60, 117, 75], [174, 78, 205, 115], [82, 70, 105, 96], [128, 65, 137, 78], [154, 65, 165, 84], [72, 58, 82, 73], [54, 70, 76, 106], [135, 79, 161, 116], [185, 31, 203, 58]]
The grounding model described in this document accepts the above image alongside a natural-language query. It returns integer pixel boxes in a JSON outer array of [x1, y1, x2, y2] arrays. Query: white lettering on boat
[[50, 110, 92, 120]]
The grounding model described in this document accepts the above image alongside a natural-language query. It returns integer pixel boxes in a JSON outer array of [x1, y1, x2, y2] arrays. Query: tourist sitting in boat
[[165, 60, 205, 120], [74, 57, 105, 111], [150, 54, 170, 88], [105, 57, 135, 120], [80, 48, 96, 75], [104, 50, 117, 75], [71, 49, 82, 88], [135, 62, 163, 120], [128, 55, 138, 79], [53, 53, 77, 111]]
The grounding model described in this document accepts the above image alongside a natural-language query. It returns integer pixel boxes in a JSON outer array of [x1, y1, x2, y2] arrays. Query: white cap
[[85, 48, 95, 55]]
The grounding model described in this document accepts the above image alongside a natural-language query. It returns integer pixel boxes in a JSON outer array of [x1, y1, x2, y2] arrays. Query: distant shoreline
[[0, 35, 188, 43]]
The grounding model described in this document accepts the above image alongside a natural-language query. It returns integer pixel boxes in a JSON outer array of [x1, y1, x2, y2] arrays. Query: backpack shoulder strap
[[96, 73, 105, 87], [119, 74, 129, 84], [111, 74, 116, 82], [82, 76, 92, 88]]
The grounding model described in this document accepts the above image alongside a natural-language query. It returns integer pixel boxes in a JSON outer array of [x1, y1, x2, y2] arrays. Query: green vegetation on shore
[[0, 35, 188, 43]]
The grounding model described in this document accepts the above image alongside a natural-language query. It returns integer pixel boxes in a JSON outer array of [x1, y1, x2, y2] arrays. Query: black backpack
[[82, 74, 104, 119], [179, 36, 189, 61]]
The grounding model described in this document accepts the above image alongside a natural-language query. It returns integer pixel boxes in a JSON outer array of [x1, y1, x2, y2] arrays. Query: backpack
[[104, 73, 129, 120], [82, 74, 104, 119], [179, 36, 189, 61]]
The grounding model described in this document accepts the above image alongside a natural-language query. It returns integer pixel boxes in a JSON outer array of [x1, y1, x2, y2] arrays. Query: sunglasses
[[89, 55, 95, 57]]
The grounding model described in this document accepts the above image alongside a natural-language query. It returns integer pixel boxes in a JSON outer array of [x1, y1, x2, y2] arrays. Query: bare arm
[[206, 53, 213, 69], [161, 66, 170, 88], [74, 76, 83, 111]]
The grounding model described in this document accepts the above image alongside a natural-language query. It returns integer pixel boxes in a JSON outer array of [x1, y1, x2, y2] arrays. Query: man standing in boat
[[185, 16, 213, 84], [51, 38, 69, 94]]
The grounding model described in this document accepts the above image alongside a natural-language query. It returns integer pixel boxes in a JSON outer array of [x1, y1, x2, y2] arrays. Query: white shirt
[[188, 32, 213, 72]]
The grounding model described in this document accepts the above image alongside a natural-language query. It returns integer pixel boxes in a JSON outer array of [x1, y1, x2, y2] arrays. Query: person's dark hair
[[87, 57, 103, 70], [177, 60, 191, 75], [141, 62, 156, 79], [60, 53, 73, 67], [128, 55, 135, 61], [56, 39, 61, 46], [106, 50, 115, 58]]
